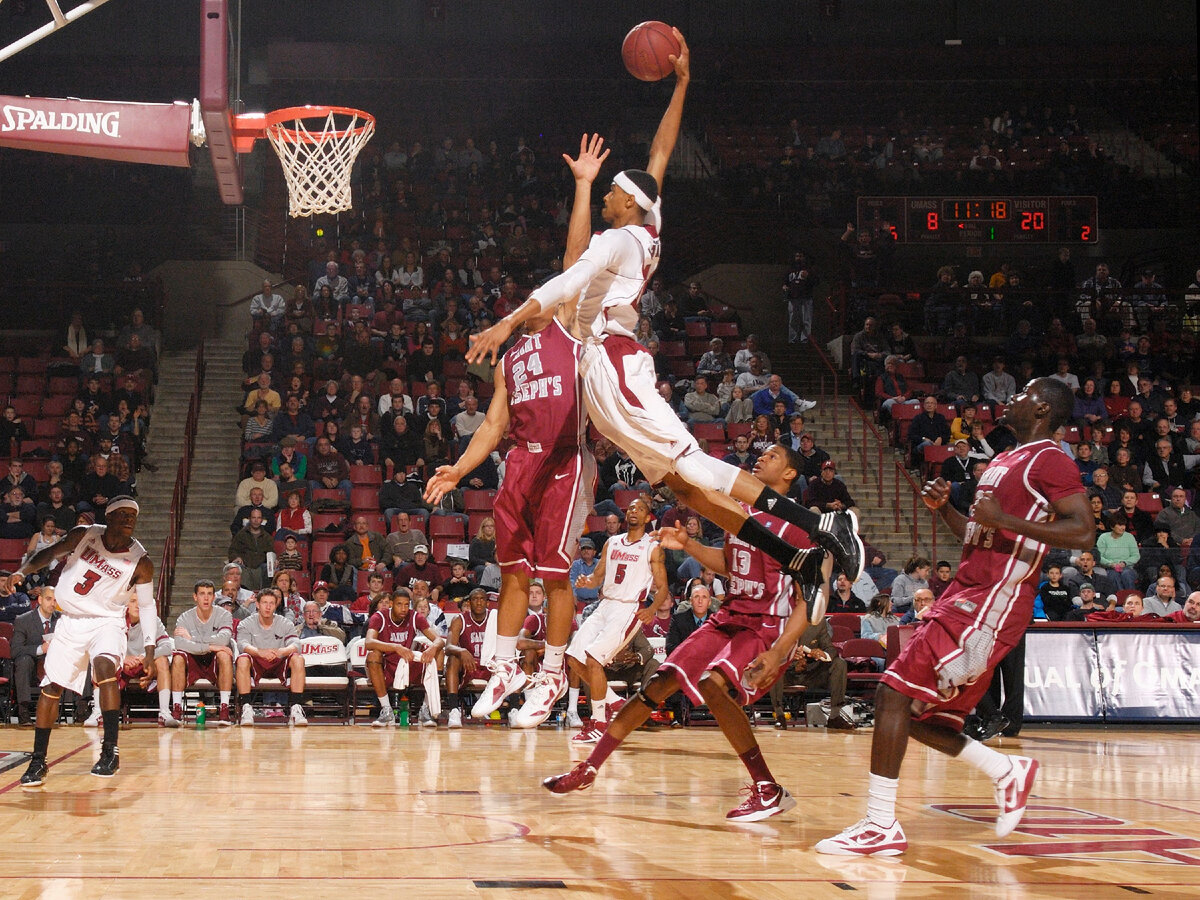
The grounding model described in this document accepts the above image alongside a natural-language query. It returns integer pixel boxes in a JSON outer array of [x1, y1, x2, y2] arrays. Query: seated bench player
[[235, 589, 307, 726], [170, 579, 235, 726], [444, 587, 490, 728], [118, 593, 174, 727], [517, 581, 549, 675], [365, 586, 444, 727]]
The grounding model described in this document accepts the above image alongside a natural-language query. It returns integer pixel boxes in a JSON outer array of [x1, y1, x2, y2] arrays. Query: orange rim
[[262, 105, 375, 144]]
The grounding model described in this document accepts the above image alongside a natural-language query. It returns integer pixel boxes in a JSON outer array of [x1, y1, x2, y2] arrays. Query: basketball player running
[[8, 496, 158, 786], [425, 150, 605, 727], [465, 28, 862, 598], [766, 379, 1091, 855], [544, 444, 831, 822], [563, 495, 669, 742]]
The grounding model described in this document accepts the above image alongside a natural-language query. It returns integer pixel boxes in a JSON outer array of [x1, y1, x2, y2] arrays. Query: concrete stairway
[[131, 349, 199, 584], [164, 331, 247, 623]]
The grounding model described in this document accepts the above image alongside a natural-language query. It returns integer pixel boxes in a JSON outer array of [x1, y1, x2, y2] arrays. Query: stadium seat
[[462, 489, 496, 512], [467, 512, 492, 537], [429, 517, 465, 539], [1135, 492, 1163, 513], [612, 489, 641, 510], [311, 489, 344, 503], [350, 487, 379, 511], [726, 422, 752, 440], [691, 422, 726, 443], [349, 466, 383, 486], [311, 512, 346, 534], [660, 341, 686, 358], [685, 320, 710, 338], [41, 395, 72, 417], [710, 322, 738, 338], [827, 612, 864, 634]]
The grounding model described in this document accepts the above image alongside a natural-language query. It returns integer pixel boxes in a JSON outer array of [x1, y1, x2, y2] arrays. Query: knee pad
[[674, 449, 739, 495], [634, 686, 656, 707]]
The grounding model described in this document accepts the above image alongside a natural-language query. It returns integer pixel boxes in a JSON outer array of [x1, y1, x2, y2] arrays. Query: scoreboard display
[[857, 196, 1098, 244]]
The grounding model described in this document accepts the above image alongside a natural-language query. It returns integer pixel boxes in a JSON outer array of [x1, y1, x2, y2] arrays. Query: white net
[[264, 106, 375, 217]]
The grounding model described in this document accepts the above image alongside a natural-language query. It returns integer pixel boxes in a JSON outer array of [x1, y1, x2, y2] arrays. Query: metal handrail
[[894, 461, 940, 561], [848, 398, 887, 506], [807, 339, 840, 433]]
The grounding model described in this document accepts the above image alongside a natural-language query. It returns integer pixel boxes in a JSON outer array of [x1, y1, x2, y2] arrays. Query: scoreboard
[[856, 196, 1098, 244]]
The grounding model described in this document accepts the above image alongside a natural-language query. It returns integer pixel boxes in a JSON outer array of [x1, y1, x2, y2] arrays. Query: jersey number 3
[[74, 569, 102, 595]]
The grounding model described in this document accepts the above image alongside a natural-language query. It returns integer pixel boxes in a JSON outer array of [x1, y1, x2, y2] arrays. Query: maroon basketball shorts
[[659, 610, 788, 706], [881, 607, 1023, 731], [174, 650, 225, 685], [495, 445, 595, 578], [244, 655, 292, 686]]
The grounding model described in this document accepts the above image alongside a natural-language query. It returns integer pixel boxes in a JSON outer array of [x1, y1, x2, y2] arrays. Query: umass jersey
[[502, 317, 585, 448], [368, 609, 430, 649], [55, 524, 147, 618], [458, 610, 488, 659], [720, 506, 801, 620], [939, 439, 1083, 631]]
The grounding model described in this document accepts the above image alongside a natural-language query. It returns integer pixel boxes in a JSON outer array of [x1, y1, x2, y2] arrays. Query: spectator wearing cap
[[394, 545, 445, 598], [236, 461, 279, 511], [942, 438, 975, 483], [1066, 582, 1111, 620], [569, 538, 600, 605], [796, 432, 831, 484], [311, 581, 357, 632], [803, 461, 857, 516]]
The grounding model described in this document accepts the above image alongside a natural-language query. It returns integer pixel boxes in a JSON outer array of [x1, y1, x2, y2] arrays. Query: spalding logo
[[1, 105, 121, 138]]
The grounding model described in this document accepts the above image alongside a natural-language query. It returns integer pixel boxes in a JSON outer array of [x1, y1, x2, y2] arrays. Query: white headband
[[106, 498, 139, 515], [613, 171, 662, 230]]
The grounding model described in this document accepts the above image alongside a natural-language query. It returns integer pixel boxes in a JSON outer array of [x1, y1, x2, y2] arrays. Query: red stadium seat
[[726, 422, 752, 439], [311, 537, 343, 569], [659, 341, 686, 358], [669, 359, 695, 378], [31, 418, 58, 439], [311, 489, 344, 503], [429, 517, 465, 539], [311, 512, 346, 534], [349, 466, 383, 486], [431, 537, 457, 563], [47, 377, 77, 395], [41, 395, 72, 417], [827, 613, 864, 634], [1135, 492, 1163, 513], [710, 322, 739, 338], [585, 515, 607, 533], [462, 489, 496, 512], [612, 489, 642, 510], [11, 397, 39, 418], [350, 487, 379, 511], [691, 422, 726, 443], [684, 320, 710, 338]]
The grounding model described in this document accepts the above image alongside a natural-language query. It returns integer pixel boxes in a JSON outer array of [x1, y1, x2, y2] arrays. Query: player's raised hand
[[467, 318, 515, 366], [668, 27, 690, 81], [970, 492, 1006, 529], [564, 133, 610, 184], [574, 572, 597, 589], [921, 477, 950, 510], [653, 526, 689, 551], [424, 465, 461, 505]]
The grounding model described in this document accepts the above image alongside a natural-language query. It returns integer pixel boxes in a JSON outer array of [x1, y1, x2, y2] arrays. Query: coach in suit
[[769, 619, 854, 729], [12, 588, 59, 725], [665, 584, 713, 725]]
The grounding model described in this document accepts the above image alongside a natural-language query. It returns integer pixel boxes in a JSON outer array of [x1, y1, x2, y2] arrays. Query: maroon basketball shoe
[[607, 697, 627, 718], [217, 703, 232, 727], [994, 756, 1039, 837], [543, 760, 598, 794], [726, 782, 797, 822], [570, 718, 605, 744], [172, 702, 185, 723]]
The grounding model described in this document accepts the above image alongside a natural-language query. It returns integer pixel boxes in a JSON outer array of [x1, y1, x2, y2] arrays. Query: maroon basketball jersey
[[721, 505, 801, 619], [940, 439, 1083, 628], [522, 610, 546, 642], [368, 609, 430, 648], [502, 317, 585, 448], [458, 609, 488, 658]]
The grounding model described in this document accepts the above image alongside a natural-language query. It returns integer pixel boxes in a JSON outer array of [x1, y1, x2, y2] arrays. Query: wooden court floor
[[1, 722, 1198, 899]]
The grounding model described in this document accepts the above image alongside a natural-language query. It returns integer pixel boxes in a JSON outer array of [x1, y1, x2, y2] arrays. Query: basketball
[[621, 21, 681, 82]]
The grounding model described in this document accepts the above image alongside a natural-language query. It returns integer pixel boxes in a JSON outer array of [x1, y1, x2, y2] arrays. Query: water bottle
[[195, 702, 206, 730], [397, 699, 409, 727]]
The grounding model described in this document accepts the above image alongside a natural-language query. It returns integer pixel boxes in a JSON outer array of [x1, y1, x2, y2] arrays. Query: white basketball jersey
[[55, 525, 147, 618], [576, 225, 661, 340], [601, 532, 657, 604]]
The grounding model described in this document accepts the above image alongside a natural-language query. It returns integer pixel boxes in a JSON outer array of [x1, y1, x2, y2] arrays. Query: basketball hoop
[[261, 105, 375, 218]]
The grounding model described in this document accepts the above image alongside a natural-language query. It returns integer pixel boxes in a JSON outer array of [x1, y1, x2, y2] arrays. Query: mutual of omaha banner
[[1024, 630, 1102, 720]]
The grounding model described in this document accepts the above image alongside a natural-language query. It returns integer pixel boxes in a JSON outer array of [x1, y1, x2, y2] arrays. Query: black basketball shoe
[[90, 745, 120, 778], [20, 755, 48, 788], [815, 510, 865, 583]]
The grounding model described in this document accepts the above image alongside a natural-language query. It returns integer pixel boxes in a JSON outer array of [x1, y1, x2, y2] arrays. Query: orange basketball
[[621, 21, 681, 82]]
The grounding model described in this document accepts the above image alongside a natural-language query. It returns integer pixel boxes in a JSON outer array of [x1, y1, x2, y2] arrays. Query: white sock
[[158, 689, 171, 716], [592, 698, 608, 723], [171, 691, 183, 707], [495, 634, 518, 661], [378, 695, 392, 713], [544, 643, 567, 673], [959, 738, 1014, 781], [866, 772, 899, 826], [219, 691, 231, 705], [567, 687, 580, 712], [604, 687, 620, 704]]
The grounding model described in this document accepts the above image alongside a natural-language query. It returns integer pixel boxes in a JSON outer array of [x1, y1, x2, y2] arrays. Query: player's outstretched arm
[[563, 133, 610, 268], [654, 525, 728, 576], [743, 553, 833, 692], [645, 27, 690, 189], [424, 366, 510, 505], [8, 525, 89, 591]]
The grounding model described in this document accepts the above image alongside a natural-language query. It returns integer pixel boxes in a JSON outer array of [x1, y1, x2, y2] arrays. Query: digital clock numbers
[[857, 196, 1098, 243]]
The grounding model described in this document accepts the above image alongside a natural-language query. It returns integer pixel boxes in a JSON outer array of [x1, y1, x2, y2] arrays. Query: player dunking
[[755, 379, 1091, 855], [465, 28, 862, 602], [544, 445, 831, 822], [8, 497, 158, 786], [565, 495, 669, 742]]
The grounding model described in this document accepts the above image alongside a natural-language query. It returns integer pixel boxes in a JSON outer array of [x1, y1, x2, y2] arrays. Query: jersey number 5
[[74, 569, 102, 595], [613, 563, 627, 584]]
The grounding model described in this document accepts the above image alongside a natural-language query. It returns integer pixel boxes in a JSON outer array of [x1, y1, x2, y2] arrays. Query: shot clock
[[857, 196, 1098, 243]]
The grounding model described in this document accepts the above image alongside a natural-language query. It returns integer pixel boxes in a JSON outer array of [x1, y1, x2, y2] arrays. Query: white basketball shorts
[[42, 615, 128, 695], [567, 597, 641, 668]]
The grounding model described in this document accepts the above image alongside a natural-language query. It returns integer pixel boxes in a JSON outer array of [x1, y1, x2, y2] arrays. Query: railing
[[894, 461, 940, 561], [156, 341, 205, 618], [807, 338, 840, 433], [846, 398, 886, 507]]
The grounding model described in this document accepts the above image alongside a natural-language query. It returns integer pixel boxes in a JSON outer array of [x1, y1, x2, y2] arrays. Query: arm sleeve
[[134, 581, 160, 650], [527, 229, 631, 315]]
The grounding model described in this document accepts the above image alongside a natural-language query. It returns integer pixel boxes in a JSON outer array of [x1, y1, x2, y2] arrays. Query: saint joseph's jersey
[[55, 525, 147, 618], [458, 610, 489, 659], [935, 439, 1084, 633], [601, 532, 657, 604], [501, 317, 585, 448], [720, 506, 801, 620], [574, 225, 661, 340], [367, 609, 430, 649]]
